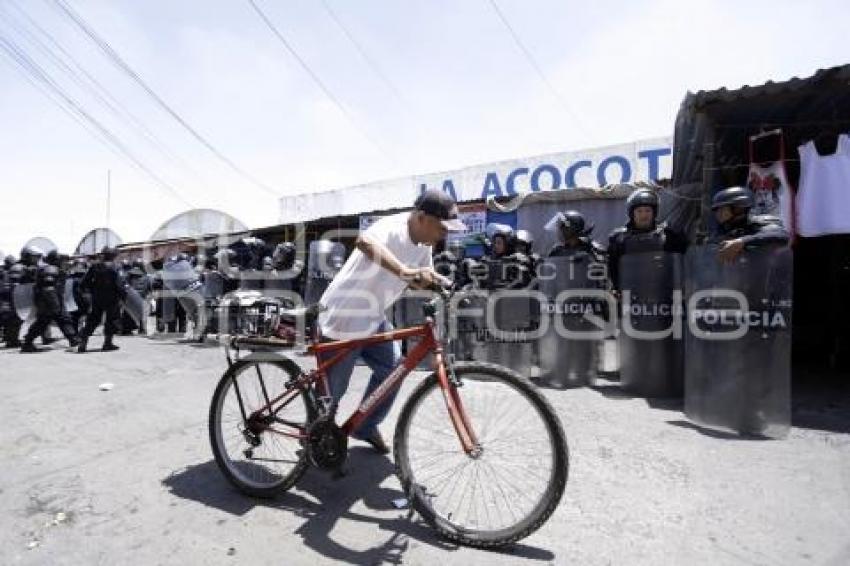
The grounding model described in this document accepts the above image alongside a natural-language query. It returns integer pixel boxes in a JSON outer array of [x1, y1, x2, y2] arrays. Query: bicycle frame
[[245, 316, 480, 455]]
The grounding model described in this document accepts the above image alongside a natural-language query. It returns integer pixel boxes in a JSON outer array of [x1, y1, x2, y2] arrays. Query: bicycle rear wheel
[[209, 355, 312, 497], [394, 361, 568, 547]]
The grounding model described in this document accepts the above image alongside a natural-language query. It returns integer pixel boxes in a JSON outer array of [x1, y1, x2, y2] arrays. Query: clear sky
[[0, 0, 846, 256]]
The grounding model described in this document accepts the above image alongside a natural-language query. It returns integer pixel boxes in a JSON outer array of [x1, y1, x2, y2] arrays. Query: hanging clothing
[[796, 134, 850, 237], [747, 130, 794, 231]]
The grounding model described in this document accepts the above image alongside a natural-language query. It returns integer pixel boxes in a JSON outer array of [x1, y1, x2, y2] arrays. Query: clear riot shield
[[122, 287, 146, 326], [617, 252, 685, 398], [476, 291, 537, 377], [537, 253, 607, 388], [13, 282, 34, 322], [304, 241, 345, 306], [684, 244, 792, 438]]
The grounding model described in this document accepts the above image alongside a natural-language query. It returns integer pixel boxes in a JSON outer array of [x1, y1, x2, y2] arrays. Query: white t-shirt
[[318, 212, 433, 339], [797, 134, 850, 237]]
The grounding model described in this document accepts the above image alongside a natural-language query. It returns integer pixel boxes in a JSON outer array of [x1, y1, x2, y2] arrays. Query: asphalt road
[[1, 334, 848, 565]]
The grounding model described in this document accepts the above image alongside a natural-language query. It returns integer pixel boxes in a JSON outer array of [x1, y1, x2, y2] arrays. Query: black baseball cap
[[414, 190, 466, 231]]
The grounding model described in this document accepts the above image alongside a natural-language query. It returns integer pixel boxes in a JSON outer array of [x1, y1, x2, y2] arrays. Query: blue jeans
[[319, 319, 402, 439]]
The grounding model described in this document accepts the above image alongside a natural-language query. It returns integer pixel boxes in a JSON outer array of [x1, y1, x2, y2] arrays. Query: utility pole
[[106, 169, 112, 231]]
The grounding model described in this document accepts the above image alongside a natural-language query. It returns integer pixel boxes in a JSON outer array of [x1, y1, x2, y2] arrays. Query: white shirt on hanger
[[796, 134, 850, 237]]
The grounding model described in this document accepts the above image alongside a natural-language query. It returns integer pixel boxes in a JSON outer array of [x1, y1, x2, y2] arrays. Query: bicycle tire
[[209, 354, 312, 498], [394, 361, 568, 547]]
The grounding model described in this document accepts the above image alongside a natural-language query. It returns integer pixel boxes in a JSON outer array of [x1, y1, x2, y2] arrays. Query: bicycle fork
[[435, 349, 482, 458]]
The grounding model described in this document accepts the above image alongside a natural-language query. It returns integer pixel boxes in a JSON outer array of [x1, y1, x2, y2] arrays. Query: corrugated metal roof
[[687, 64, 850, 111]]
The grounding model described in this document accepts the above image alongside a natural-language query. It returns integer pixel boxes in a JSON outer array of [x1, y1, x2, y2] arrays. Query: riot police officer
[[68, 258, 91, 332], [124, 259, 151, 334], [607, 189, 689, 397], [547, 210, 606, 261], [77, 247, 126, 352], [684, 186, 792, 436], [271, 241, 305, 296], [0, 256, 22, 347], [20, 249, 80, 352], [486, 224, 514, 260], [607, 189, 688, 291], [710, 186, 790, 259], [505, 230, 538, 288]]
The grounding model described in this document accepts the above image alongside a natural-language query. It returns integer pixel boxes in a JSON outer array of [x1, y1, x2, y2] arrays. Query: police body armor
[[617, 251, 684, 397], [304, 241, 346, 306], [537, 253, 607, 388], [684, 244, 792, 438]]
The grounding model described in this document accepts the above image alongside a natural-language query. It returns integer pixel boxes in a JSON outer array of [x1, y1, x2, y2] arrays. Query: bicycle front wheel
[[394, 361, 568, 548], [209, 355, 312, 498]]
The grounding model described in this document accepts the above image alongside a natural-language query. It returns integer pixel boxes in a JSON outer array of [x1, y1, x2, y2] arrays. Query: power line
[[3, 0, 194, 176], [486, 0, 596, 144], [319, 0, 409, 110], [246, 0, 400, 168], [0, 35, 195, 208], [49, 0, 281, 198]]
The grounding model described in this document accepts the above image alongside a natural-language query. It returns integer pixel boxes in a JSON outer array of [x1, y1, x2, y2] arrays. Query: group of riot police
[[0, 236, 313, 352], [0, 245, 126, 352], [423, 185, 791, 437]]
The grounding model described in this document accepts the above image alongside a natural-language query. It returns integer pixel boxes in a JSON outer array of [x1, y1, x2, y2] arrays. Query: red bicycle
[[208, 286, 568, 547]]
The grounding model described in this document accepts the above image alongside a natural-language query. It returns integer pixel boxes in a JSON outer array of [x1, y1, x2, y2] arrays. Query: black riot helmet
[[711, 186, 754, 211], [712, 186, 754, 230], [100, 246, 118, 261], [20, 245, 44, 265], [626, 189, 659, 221], [8, 263, 25, 282], [485, 223, 514, 257], [4, 254, 17, 268], [45, 249, 60, 266], [512, 229, 534, 254], [556, 210, 593, 238], [272, 242, 296, 268]]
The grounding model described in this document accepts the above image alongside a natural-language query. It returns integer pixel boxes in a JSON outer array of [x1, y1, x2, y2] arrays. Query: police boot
[[20, 341, 41, 353], [102, 339, 119, 352], [77, 337, 88, 353]]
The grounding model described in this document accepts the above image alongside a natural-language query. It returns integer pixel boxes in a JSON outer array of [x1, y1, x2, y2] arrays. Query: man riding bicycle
[[316, 189, 464, 453]]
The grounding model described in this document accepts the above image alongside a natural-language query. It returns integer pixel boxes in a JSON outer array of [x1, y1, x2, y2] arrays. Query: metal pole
[[106, 169, 112, 232]]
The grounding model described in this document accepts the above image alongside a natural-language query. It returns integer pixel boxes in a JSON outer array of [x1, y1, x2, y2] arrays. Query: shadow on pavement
[[162, 448, 555, 563], [666, 419, 773, 441]]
